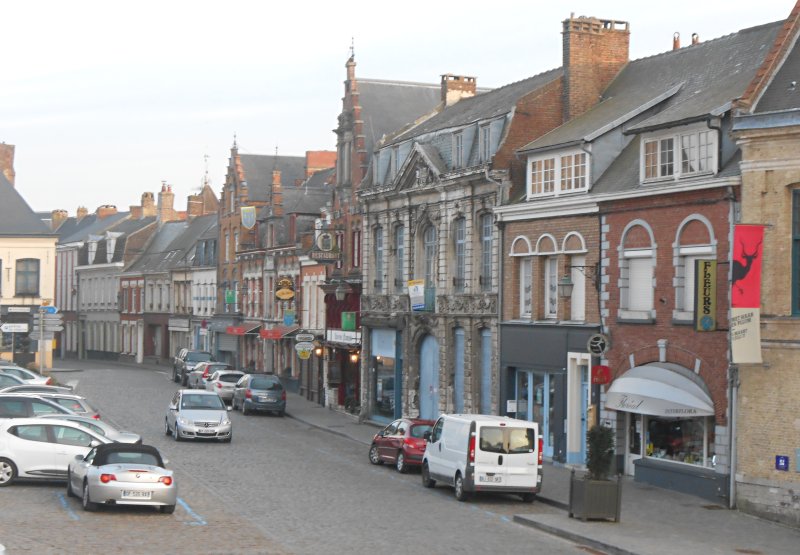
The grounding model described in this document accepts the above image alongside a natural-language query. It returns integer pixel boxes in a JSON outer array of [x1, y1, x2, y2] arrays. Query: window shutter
[[628, 258, 654, 311]]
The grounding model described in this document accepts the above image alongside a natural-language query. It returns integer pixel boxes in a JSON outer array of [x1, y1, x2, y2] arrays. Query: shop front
[[208, 317, 236, 366], [368, 328, 402, 423], [605, 362, 726, 501]]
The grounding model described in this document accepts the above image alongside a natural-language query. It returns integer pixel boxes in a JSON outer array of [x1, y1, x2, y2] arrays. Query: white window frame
[[641, 126, 717, 183], [453, 218, 466, 293], [527, 150, 589, 198], [374, 226, 384, 293], [619, 249, 655, 320], [519, 258, 532, 318], [479, 125, 491, 164], [673, 246, 714, 322], [480, 214, 493, 291], [453, 132, 464, 169], [544, 256, 558, 319]]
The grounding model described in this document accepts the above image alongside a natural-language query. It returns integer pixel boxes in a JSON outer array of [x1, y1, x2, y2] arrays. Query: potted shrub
[[569, 424, 622, 522]]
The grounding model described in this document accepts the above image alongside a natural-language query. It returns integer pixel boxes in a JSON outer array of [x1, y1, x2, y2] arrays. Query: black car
[[172, 350, 215, 386]]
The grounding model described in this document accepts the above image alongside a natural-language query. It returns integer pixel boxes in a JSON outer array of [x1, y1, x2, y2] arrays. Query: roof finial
[[233, 133, 238, 149], [350, 37, 355, 59], [203, 154, 210, 187]]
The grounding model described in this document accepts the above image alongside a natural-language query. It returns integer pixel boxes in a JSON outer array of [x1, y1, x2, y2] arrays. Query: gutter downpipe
[[487, 166, 505, 417], [726, 180, 738, 509]]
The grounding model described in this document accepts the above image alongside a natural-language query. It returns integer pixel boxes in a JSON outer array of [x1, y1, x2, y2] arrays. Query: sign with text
[[694, 259, 717, 332], [275, 276, 295, 301], [731, 225, 765, 364], [341, 311, 356, 331], [591, 365, 611, 385], [408, 279, 425, 311]]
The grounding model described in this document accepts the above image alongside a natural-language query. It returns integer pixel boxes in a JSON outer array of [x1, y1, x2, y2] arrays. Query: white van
[[421, 414, 542, 502]]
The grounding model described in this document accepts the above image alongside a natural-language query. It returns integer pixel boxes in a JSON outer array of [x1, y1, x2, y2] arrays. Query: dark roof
[[754, 32, 800, 113], [357, 79, 442, 155], [109, 216, 157, 236], [389, 69, 562, 145], [0, 174, 56, 237], [240, 155, 306, 202], [58, 212, 130, 244], [91, 443, 164, 467], [283, 184, 332, 215]]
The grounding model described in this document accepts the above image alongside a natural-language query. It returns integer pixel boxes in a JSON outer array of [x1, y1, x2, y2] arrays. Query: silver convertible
[[67, 443, 176, 513]]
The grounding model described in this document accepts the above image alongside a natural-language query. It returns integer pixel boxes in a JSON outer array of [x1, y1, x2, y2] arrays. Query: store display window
[[646, 416, 715, 467]]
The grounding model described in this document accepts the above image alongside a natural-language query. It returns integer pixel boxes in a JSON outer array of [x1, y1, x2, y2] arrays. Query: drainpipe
[[728, 364, 739, 508]]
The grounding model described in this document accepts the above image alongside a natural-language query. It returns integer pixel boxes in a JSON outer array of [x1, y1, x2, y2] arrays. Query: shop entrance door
[[515, 370, 553, 459], [625, 412, 643, 475], [419, 335, 440, 420]]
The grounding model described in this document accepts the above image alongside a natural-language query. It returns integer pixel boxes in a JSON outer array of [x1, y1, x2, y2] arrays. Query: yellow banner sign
[[694, 259, 717, 332]]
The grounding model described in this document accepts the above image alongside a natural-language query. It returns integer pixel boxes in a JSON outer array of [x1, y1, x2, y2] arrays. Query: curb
[[512, 515, 639, 555], [285, 411, 373, 447]]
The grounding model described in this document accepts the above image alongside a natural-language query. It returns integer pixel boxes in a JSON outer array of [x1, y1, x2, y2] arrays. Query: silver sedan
[[165, 390, 232, 442], [67, 443, 176, 513], [205, 370, 245, 403]]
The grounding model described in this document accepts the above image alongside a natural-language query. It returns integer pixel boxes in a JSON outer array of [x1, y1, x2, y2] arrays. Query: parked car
[[231, 374, 286, 416], [38, 414, 141, 444], [164, 390, 232, 442], [172, 350, 215, 386], [67, 443, 176, 513], [0, 374, 26, 390], [0, 366, 54, 386], [205, 370, 246, 403], [0, 384, 73, 394], [369, 418, 434, 473], [187, 362, 232, 389], [0, 394, 75, 420], [421, 414, 542, 502], [0, 417, 110, 486], [18, 392, 100, 420]]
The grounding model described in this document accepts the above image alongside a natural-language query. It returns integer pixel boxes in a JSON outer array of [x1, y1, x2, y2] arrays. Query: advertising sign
[[408, 279, 425, 311], [275, 276, 295, 301], [341, 311, 356, 331], [694, 259, 717, 332], [225, 289, 236, 304], [240, 206, 256, 229], [731, 225, 764, 364]]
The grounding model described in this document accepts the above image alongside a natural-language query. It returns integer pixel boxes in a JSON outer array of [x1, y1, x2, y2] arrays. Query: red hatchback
[[368, 418, 434, 473]]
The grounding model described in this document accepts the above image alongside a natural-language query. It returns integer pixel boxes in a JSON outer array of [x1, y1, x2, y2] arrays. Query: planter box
[[568, 469, 622, 522]]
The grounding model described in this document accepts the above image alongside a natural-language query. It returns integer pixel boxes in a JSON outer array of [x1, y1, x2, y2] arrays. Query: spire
[[350, 37, 355, 59]]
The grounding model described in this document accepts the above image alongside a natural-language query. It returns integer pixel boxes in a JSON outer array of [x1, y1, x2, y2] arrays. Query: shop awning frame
[[605, 363, 714, 417]]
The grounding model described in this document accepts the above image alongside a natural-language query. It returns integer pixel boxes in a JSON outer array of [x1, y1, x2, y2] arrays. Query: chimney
[[96, 205, 118, 219], [692, 33, 700, 46], [141, 192, 156, 217], [51, 209, 68, 230], [272, 170, 283, 217], [562, 15, 630, 121], [187, 194, 203, 218], [76, 206, 89, 221], [158, 183, 176, 222], [305, 150, 337, 177], [673, 32, 681, 50], [129, 205, 143, 219], [441, 74, 477, 107], [0, 143, 15, 186]]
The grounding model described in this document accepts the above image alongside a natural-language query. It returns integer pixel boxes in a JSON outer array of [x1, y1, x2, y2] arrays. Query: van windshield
[[479, 427, 536, 454]]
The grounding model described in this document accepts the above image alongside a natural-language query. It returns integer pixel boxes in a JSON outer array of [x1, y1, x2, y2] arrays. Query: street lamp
[[335, 282, 351, 302]]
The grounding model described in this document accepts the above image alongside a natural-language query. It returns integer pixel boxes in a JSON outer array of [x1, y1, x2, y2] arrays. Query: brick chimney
[[562, 15, 630, 121], [129, 205, 143, 219], [271, 170, 283, 216], [51, 209, 68, 230], [673, 32, 681, 50], [305, 150, 337, 177], [0, 143, 15, 186], [158, 183, 177, 222], [141, 192, 156, 217], [76, 206, 89, 221], [187, 194, 203, 218], [441, 74, 477, 107], [96, 205, 118, 219]]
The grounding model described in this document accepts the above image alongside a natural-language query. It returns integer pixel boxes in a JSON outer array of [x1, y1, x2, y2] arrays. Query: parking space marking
[[177, 497, 206, 526], [65, 379, 79, 389], [56, 492, 80, 521]]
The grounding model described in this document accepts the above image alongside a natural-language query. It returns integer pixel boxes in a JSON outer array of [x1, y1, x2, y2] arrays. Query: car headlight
[[177, 416, 190, 426], [222, 417, 231, 426]]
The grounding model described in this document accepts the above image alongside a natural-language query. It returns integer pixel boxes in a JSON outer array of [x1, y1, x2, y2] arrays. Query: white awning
[[605, 363, 714, 417]]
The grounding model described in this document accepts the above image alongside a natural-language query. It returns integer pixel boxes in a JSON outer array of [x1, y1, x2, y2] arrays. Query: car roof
[[11, 391, 84, 400], [92, 443, 163, 466], [180, 389, 218, 395], [1, 417, 101, 431]]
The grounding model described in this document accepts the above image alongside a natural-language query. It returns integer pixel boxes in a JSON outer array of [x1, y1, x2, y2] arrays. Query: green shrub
[[586, 425, 615, 480]]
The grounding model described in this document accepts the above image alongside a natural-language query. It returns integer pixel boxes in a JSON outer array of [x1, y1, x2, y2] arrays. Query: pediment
[[396, 144, 444, 192]]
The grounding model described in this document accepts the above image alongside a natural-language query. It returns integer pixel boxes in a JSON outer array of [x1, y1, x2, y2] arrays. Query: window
[[453, 218, 466, 292], [234, 231, 239, 255], [374, 226, 384, 293], [621, 252, 655, 316], [453, 132, 464, 169], [479, 125, 491, 163], [13, 424, 49, 443], [794, 190, 800, 315], [394, 225, 405, 292], [544, 256, 558, 319], [224, 233, 229, 262], [560, 153, 586, 191], [392, 146, 400, 177], [519, 258, 532, 318], [53, 425, 93, 446], [480, 214, 493, 291], [530, 158, 555, 195], [335, 231, 344, 270], [352, 229, 361, 268], [529, 152, 589, 198], [644, 129, 716, 181], [424, 226, 437, 287], [15, 259, 39, 296]]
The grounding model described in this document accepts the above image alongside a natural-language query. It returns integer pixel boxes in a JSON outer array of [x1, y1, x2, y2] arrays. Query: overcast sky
[[1, 0, 794, 213]]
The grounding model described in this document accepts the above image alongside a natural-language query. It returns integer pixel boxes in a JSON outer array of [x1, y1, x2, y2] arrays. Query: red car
[[368, 418, 434, 473]]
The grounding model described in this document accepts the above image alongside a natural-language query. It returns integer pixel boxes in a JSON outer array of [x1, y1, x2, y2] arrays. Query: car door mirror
[[89, 440, 101, 448], [163, 458, 170, 466], [227, 406, 233, 411], [74, 454, 84, 461], [423, 431, 431, 441]]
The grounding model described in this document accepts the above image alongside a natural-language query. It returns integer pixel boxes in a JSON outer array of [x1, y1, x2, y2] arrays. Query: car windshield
[[410, 425, 433, 439], [187, 352, 213, 363], [181, 394, 225, 410], [105, 451, 161, 466], [250, 377, 281, 390], [219, 374, 242, 383]]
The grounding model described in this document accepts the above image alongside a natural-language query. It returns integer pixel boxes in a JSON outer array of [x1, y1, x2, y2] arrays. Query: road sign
[[43, 325, 64, 332], [29, 331, 54, 341], [40, 306, 58, 314], [0, 323, 28, 333], [295, 333, 315, 343]]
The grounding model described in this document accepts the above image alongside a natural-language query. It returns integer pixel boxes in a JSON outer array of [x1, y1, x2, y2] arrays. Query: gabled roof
[[387, 69, 562, 146], [357, 79, 442, 155], [753, 34, 800, 113], [58, 212, 130, 244], [240, 155, 306, 202], [125, 221, 190, 274], [0, 174, 56, 237]]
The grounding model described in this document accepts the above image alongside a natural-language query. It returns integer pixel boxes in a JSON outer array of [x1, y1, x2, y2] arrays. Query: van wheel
[[421, 462, 435, 488], [454, 473, 470, 502], [520, 492, 536, 503]]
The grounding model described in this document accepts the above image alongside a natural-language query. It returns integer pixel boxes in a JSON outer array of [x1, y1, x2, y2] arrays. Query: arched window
[[619, 221, 656, 320], [424, 225, 437, 287], [674, 216, 715, 321], [479, 213, 493, 291], [453, 218, 466, 292]]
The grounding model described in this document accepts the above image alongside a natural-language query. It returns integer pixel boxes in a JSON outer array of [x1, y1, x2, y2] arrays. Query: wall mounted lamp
[[558, 264, 600, 298]]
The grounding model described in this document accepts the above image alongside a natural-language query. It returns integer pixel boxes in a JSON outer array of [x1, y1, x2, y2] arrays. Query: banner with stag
[[731, 225, 764, 364]]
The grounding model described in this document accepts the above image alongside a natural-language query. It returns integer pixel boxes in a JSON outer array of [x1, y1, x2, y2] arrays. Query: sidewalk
[[282, 390, 800, 555]]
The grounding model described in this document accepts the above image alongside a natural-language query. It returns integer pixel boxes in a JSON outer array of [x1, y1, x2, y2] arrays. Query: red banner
[[732, 225, 764, 308], [591, 365, 611, 385], [226, 326, 246, 335]]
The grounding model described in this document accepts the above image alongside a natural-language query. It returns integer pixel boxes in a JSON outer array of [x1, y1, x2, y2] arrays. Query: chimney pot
[[0, 143, 16, 186], [691, 33, 700, 45], [441, 74, 477, 107], [673, 32, 681, 50]]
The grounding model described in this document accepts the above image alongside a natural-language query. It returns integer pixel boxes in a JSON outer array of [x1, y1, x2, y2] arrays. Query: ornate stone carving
[[436, 294, 498, 315]]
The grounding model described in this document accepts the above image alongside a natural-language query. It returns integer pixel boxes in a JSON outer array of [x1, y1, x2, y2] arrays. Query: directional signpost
[[33, 307, 63, 374], [1, 323, 28, 333]]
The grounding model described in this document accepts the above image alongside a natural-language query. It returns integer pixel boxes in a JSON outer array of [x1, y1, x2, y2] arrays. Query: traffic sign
[[295, 333, 315, 343], [29, 331, 54, 341], [40, 306, 58, 314], [0, 323, 28, 333]]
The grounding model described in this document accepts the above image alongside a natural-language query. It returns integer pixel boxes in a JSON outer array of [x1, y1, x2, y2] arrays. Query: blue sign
[[283, 310, 295, 326], [776, 455, 789, 471], [41, 306, 58, 314]]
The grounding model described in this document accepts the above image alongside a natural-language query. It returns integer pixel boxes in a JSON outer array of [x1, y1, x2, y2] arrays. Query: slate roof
[[240, 154, 306, 202], [0, 174, 56, 237], [753, 32, 800, 113], [125, 221, 190, 273], [357, 79, 442, 155], [388, 69, 562, 145], [58, 212, 130, 244], [520, 21, 782, 154]]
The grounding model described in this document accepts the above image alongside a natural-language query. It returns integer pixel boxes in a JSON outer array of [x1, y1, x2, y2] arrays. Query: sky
[[1, 0, 795, 213]]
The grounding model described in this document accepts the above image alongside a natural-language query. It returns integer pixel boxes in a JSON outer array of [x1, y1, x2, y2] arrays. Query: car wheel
[[181, 373, 188, 387], [164, 419, 171, 436], [454, 472, 470, 502], [368, 444, 382, 465], [82, 481, 97, 512], [520, 492, 536, 503], [0, 457, 18, 487], [160, 504, 176, 514], [421, 462, 435, 488], [173, 423, 182, 442], [278, 409, 285, 417], [66, 469, 76, 497], [396, 451, 407, 473], [241, 400, 249, 416]]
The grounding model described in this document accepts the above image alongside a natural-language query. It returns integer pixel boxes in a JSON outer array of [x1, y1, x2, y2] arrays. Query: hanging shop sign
[[275, 276, 295, 300], [587, 334, 610, 355], [694, 259, 717, 332], [295, 341, 314, 360], [309, 232, 342, 263], [408, 279, 425, 311], [225, 289, 236, 304], [731, 225, 765, 364], [591, 365, 611, 385], [341, 311, 356, 331]]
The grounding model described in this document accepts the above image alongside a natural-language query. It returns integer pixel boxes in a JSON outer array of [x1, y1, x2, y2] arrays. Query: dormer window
[[642, 127, 716, 182], [528, 151, 588, 198], [453, 132, 464, 169], [391, 146, 400, 177], [478, 125, 491, 164]]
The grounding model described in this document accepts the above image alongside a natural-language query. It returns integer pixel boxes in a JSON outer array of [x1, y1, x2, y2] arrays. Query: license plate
[[259, 396, 271, 402], [197, 429, 215, 434], [121, 490, 152, 499], [479, 474, 503, 483]]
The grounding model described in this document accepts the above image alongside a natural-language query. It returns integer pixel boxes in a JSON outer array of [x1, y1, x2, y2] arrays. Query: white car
[[205, 370, 246, 402], [0, 418, 111, 486], [0, 366, 53, 386], [38, 414, 141, 444], [165, 390, 232, 442]]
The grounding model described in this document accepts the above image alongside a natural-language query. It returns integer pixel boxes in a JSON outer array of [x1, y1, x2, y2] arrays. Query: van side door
[[425, 417, 445, 479]]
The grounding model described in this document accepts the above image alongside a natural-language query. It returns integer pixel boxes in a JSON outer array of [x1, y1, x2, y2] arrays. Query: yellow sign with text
[[694, 259, 717, 332]]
